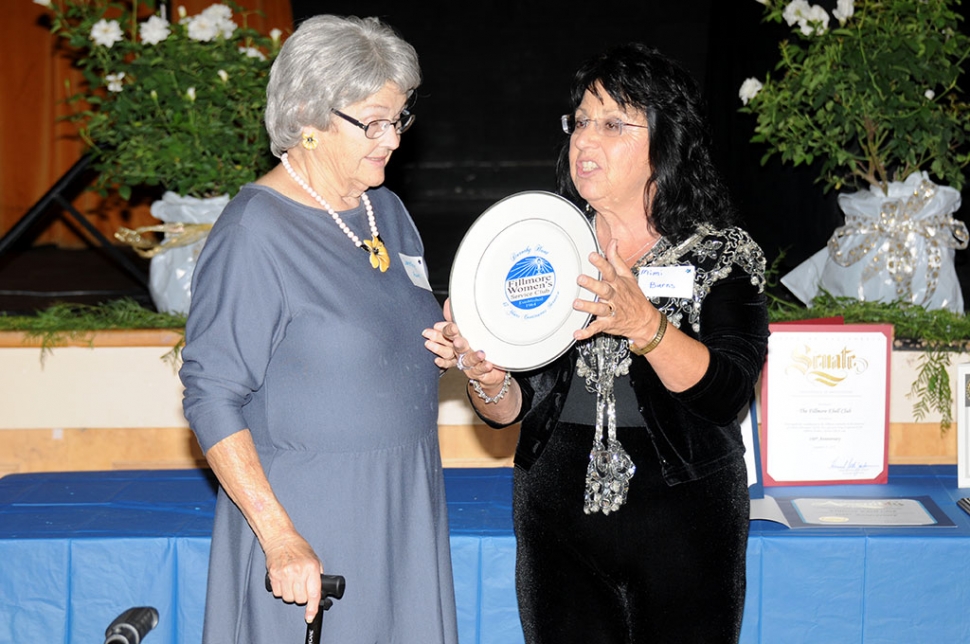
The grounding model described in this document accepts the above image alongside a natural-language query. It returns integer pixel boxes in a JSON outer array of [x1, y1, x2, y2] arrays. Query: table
[[0, 468, 517, 644], [1, 467, 969, 644], [745, 466, 970, 643]]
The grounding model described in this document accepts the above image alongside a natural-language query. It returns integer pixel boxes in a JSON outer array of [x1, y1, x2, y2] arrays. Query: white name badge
[[399, 253, 433, 291], [638, 265, 695, 299]]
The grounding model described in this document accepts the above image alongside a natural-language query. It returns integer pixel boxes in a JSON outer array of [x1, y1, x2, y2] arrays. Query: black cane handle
[[264, 572, 346, 601]]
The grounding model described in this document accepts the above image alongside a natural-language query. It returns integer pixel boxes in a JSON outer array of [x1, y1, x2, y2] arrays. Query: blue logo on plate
[[505, 256, 556, 310]]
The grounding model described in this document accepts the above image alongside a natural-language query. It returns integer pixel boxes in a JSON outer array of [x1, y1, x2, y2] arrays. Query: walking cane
[[265, 573, 346, 644]]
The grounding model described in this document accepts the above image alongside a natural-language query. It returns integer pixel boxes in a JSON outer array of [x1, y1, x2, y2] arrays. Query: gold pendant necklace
[[281, 152, 390, 272]]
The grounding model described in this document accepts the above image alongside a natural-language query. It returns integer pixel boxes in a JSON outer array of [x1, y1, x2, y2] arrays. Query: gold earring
[[301, 132, 318, 150]]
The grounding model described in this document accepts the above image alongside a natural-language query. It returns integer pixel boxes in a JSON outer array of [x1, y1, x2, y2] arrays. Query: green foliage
[[740, 0, 970, 194], [0, 298, 186, 333], [40, 1, 283, 198], [0, 298, 186, 364], [768, 290, 970, 347], [909, 349, 953, 428]]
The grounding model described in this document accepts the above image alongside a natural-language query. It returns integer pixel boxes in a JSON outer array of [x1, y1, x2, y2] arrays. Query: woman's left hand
[[573, 239, 656, 342], [425, 320, 460, 370], [423, 299, 462, 371]]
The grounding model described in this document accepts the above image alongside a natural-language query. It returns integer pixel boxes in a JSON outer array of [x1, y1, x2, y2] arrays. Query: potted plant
[[35, 0, 284, 313], [739, 0, 970, 313]]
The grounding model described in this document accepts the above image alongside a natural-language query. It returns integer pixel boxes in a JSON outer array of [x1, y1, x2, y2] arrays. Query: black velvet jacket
[[485, 225, 770, 486]]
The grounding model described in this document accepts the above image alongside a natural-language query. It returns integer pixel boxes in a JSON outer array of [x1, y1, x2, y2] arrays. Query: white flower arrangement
[[739, 0, 970, 194], [37, 0, 284, 199]]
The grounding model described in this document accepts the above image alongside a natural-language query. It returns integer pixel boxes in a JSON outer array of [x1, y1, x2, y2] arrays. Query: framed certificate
[[761, 323, 892, 486], [958, 363, 970, 489], [449, 191, 599, 371]]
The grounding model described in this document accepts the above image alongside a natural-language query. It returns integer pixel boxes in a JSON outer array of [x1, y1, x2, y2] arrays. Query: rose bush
[[35, 0, 283, 199], [739, 0, 970, 194]]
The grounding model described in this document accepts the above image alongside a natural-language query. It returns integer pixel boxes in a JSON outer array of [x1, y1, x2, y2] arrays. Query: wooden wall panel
[[0, 424, 520, 476], [0, 0, 293, 249]]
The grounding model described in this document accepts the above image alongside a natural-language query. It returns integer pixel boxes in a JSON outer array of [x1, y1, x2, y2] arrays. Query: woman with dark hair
[[180, 15, 458, 643], [425, 43, 768, 643]]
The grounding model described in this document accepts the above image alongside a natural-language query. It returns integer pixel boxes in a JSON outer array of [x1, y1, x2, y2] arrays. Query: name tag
[[637, 265, 695, 299], [399, 253, 433, 291]]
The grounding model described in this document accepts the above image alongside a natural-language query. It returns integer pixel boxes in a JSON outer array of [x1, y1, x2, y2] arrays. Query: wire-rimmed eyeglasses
[[561, 114, 648, 137], [332, 109, 415, 139]]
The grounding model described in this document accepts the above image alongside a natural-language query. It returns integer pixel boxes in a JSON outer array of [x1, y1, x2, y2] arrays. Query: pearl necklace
[[280, 152, 390, 272]]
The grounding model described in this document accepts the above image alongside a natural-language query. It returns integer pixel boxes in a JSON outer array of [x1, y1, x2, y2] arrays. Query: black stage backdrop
[[289, 0, 970, 305]]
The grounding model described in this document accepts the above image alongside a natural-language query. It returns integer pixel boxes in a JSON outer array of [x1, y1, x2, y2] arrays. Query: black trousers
[[513, 422, 749, 644]]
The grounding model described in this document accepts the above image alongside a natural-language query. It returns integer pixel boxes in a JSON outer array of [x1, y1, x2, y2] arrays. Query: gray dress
[[180, 184, 458, 644]]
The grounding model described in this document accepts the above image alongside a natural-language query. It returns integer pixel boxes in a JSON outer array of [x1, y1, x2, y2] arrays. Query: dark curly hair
[[556, 43, 736, 242]]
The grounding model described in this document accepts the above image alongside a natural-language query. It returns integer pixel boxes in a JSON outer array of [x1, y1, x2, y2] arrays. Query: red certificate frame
[[760, 323, 892, 486]]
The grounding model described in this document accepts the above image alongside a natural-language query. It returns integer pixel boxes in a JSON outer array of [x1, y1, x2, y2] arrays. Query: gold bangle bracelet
[[629, 314, 668, 356]]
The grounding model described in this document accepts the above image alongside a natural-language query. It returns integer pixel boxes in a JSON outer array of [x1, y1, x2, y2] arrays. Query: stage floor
[[0, 246, 152, 315]]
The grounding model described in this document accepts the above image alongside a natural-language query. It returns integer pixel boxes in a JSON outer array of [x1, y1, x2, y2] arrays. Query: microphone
[[104, 607, 159, 644]]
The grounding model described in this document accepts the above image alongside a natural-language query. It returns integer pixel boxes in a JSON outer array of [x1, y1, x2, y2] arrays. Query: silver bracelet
[[469, 371, 512, 404]]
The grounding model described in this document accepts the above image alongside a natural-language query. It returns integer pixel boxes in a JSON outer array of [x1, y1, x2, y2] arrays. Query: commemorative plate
[[449, 191, 599, 371]]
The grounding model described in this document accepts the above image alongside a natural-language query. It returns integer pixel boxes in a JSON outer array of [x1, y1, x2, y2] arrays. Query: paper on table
[[776, 496, 955, 528], [750, 496, 789, 526]]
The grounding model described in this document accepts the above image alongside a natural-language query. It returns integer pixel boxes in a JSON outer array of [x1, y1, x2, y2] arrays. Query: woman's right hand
[[204, 429, 325, 624], [436, 299, 521, 424], [264, 531, 324, 623]]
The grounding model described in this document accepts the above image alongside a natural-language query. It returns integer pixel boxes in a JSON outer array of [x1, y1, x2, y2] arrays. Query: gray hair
[[264, 15, 421, 157]]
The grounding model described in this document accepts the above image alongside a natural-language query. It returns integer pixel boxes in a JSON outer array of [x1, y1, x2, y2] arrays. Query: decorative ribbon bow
[[827, 179, 968, 302], [114, 223, 214, 259]]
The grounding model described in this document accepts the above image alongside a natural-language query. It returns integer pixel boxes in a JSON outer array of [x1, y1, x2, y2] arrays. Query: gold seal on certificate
[[449, 191, 599, 371]]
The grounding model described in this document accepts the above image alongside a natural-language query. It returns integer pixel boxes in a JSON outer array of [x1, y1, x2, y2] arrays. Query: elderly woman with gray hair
[[179, 15, 458, 643]]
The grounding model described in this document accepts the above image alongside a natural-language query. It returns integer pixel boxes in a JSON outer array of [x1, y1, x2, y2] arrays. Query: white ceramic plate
[[449, 191, 599, 371]]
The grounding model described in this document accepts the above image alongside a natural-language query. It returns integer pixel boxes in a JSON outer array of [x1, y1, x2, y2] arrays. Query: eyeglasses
[[561, 114, 648, 137], [332, 109, 415, 139]]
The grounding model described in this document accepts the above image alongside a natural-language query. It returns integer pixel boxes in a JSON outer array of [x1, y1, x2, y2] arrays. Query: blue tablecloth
[[1, 466, 969, 643]]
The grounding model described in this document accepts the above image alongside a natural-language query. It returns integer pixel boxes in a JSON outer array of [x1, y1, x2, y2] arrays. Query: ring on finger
[[604, 300, 616, 317], [456, 352, 470, 371]]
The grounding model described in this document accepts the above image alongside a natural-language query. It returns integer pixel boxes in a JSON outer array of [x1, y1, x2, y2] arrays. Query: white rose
[[783, 0, 811, 26], [833, 0, 854, 24], [186, 87, 197, 101], [739, 77, 764, 105], [140, 15, 171, 45], [200, 3, 234, 22], [186, 15, 218, 41], [217, 69, 229, 83], [105, 72, 125, 93], [239, 46, 266, 61], [90, 19, 124, 48], [805, 5, 830, 35], [925, 89, 936, 100], [217, 18, 236, 39]]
